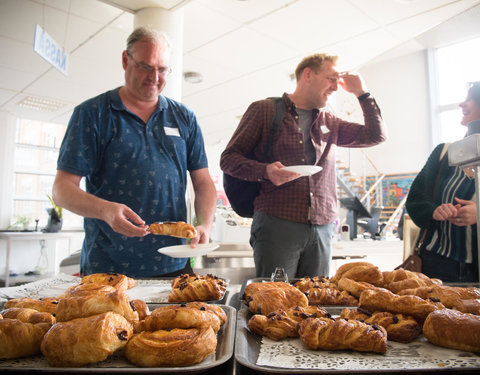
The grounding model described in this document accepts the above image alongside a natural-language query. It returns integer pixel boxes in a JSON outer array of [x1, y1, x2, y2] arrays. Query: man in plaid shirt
[[220, 53, 386, 279]]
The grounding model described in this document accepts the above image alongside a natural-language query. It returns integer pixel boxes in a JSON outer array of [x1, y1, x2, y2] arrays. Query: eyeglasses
[[127, 53, 172, 77]]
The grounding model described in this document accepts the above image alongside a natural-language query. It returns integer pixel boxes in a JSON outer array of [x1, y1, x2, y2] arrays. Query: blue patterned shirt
[[57, 88, 208, 277]]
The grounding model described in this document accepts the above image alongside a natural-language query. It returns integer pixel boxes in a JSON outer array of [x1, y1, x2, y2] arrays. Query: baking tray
[[0, 304, 236, 373], [235, 293, 480, 374]]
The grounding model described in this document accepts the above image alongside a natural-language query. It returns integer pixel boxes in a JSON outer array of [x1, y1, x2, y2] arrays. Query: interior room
[[3, 1, 480, 373], [1, 0, 480, 285]]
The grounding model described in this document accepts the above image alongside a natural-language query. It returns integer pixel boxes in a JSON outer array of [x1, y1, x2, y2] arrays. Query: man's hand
[[338, 71, 367, 97], [189, 224, 210, 247], [264, 161, 301, 186], [101, 202, 148, 237]]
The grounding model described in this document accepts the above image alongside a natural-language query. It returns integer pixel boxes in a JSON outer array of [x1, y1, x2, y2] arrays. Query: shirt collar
[[109, 87, 169, 112], [282, 92, 320, 119]]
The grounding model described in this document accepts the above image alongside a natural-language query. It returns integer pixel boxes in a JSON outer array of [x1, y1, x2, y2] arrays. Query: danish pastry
[[0, 318, 51, 359], [398, 285, 480, 309], [382, 269, 442, 293], [337, 277, 379, 298], [292, 276, 336, 292], [81, 272, 135, 291], [298, 316, 388, 353], [331, 262, 384, 286], [304, 286, 358, 306], [125, 327, 216, 367], [423, 308, 480, 352], [149, 221, 197, 239], [168, 273, 227, 302], [141, 304, 222, 333], [340, 308, 421, 343], [55, 290, 139, 322], [41, 312, 133, 367], [243, 281, 289, 301], [4, 297, 59, 315], [248, 305, 330, 341]]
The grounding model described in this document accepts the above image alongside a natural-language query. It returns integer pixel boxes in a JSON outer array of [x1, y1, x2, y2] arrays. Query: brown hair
[[294, 53, 338, 81]]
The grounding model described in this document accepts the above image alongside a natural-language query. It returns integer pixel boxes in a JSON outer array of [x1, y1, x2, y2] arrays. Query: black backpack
[[223, 97, 286, 218]]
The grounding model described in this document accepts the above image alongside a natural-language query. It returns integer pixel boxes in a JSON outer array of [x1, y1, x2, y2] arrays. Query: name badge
[[164, 127, 180, 136], [321, 125, 330, 134]]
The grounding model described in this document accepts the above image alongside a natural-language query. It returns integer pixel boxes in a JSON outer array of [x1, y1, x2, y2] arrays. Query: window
[[435, 36, 480, 143], [12, 119, 83, 229]]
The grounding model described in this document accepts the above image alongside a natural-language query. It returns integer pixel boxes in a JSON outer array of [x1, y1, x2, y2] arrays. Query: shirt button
[[310, 192, 314, 196], [301, 158, 305, 162]]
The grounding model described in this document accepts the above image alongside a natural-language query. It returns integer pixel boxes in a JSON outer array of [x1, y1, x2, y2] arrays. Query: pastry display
[[340, 308, 421, 343], [149, 221, 197, 239], [41, 311, 133, 367], [168, 273, 227, 302], [423, 308, 480, 352], [298, 316, 388, 353]]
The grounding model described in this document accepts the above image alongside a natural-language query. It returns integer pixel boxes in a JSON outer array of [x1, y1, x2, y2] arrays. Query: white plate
[[157, 243, 220, 258], [282, 165, 323, 176]]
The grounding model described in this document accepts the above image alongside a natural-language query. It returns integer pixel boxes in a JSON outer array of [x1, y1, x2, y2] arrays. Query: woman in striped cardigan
[[406, 82, 480, 282]]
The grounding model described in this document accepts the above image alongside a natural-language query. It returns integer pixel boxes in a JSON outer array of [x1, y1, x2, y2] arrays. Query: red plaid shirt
[[220, 93, 386, 224]]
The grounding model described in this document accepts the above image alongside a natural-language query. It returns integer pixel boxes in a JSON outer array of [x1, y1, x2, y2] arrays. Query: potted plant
[[43, 195, 63, 232]]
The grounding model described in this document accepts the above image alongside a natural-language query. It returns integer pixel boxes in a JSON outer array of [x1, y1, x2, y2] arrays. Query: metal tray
[[235, 289, 480, 374], [0, 304, 236, 373]]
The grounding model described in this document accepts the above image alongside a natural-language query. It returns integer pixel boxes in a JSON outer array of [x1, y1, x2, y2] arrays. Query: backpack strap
[[262, 97, 286, 163]]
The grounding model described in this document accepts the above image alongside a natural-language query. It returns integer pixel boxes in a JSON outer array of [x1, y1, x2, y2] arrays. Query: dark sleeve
[[405, 143, 446, 229]]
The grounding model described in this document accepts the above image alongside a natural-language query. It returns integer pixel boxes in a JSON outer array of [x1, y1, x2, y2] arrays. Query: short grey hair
[[126, 26, 172, 55]]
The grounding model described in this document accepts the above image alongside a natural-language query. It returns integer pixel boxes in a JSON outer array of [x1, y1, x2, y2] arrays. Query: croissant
[[304, 285, 358, 306], [41, 312, 133, 367], [423, 308, 480, 352], [247, 284, 309, 315], [149, 221, 197, 238], [359, 287, 445, 322], [81, 272, 136, 291], [168, 273, 227, 302], [0, 307, 55, 325], [331, 262, 384, 285], [0, 318, 51, 359], [141, 304, 222, 333], [55, 290, 139, 322], [248, 305, 330, 341], [4, 297, 59, 315], [125, 327, 217, 367], [340, 308, 421, 343], [298, 317, 388, 353]]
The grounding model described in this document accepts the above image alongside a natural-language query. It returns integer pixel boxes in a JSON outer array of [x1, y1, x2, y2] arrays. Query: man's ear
[[122, 50, 128, 69]]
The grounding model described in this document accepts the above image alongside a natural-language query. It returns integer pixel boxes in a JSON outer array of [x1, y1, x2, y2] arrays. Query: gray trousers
[[250, 211, 334, 279]]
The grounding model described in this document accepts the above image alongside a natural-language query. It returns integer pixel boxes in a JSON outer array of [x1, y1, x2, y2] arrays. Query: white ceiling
[[1, 0, 480, 145]]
